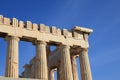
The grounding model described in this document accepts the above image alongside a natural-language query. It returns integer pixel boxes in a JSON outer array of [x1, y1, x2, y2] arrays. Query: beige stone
[[72, 31, 84, 40], [67, 32, 72, 37], [79, 48, 92, 80], [45, 26, 50, 33], [3, 17, 10, 25], [78, 33, 84, 40], [83, 33, 89, 41], [56, 28, 61, 35], [71, 56, 78, 80], [72, 26, 93, 34], [48, 69, 54, 80], [33, 23, 38, 31], [19, 21, 24, 28], [12, 18, 18, 27], [34, 41, 48, 80], [51, 26, 57, 35], [0, 15, 3, 24], [60, 45, 73, 80], [62, 29, 68, 37], [57, 64, 62, 80], [26, 21, 32, 30], [39, 24, 45, 32], [0, 15, 93, 80], [5, 36, 19, 78], [0, 24, 90, 47]]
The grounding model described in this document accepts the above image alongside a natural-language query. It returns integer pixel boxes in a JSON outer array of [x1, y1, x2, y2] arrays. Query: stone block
[[62, 29, 68, 37], [19, 21, 24, 28], [12, 18, 18, 27], [56, 28, 61, 35], [51, 26, 57, 35], [33, 23, 38, 31], [39, 24, 45, 32], [72, 31, 78, 38], [73, 31, 84, 39], [0, 15, 3, 24], [26, 21, 32, 30], [72, 26, 93, 34], [3, 17, 10, 25], [83, 33, 88, 41], [78, 33, 84, 40], [67, 32, 72, 37], [45, 26, 50, 33]]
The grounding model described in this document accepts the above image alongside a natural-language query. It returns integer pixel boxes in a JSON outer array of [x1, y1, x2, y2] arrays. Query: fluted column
[[34, 41, 48, 80], [60, 45, 73, 80], [5, 36, 19, 78], [48, 69, 54, 80], [71, 56, 78, 80], [79, 48, 92, 80], [47, 45, 51, 80], [57, 64, 62, 80]]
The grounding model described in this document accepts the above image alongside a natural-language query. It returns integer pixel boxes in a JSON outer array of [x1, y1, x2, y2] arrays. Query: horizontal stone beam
[[0, 24, 88, 48], [72, 26, 93, 34], [0, 15, 93, 48]]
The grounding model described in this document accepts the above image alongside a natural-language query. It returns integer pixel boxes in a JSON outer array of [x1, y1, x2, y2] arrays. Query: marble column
[[5, 36, 19, 78], [49, 69, 54, 80], [60, 45, 73, 80], [47, 45, 51, 80], [71, 56, 78, 80], [57, 64, 62, 80], [34, 41, 48, 80], [79, 48, 92, 80]]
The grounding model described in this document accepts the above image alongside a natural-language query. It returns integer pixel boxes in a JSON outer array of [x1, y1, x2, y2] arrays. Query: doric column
[[79, 48, 92, 80], [48, 69, 54, 80], [5, 36, 19, 78], [60, 45, 73, 80], [34, 41, 48, 80], [71, 56, 78, 80], [47, 45, 52, 80]]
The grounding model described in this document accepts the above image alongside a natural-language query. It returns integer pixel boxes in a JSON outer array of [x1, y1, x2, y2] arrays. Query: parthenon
[[0, 15, 93, 80]]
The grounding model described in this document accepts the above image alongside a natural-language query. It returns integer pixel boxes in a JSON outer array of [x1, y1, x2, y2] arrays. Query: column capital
[[58, 44, 70, 49], [81, 48, 88, 52], [5, 36, 19, 42], [71, 55, 77, 58], [33, 40, 47, 45]]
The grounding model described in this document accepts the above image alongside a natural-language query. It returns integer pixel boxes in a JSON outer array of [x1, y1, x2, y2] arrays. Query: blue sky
[[0, 0, 120, 80]]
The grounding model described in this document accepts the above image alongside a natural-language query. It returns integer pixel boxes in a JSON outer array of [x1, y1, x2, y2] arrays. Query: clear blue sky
[[0, 0, 120, 80]]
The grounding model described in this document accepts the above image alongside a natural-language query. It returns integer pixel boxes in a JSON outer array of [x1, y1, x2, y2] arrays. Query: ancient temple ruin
[[0, 15, 93, 80]]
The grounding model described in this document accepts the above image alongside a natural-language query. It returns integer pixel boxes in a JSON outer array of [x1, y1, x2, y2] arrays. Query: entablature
[[0, 15, 93, 48]]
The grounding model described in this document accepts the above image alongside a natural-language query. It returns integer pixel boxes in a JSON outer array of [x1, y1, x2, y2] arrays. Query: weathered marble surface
[[0, 76, 39, 80], [0, 15, 93, 80]]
